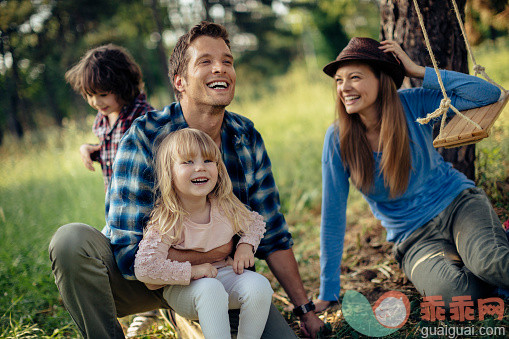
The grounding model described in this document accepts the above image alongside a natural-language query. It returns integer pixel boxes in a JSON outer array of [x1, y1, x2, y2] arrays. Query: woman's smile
[[335, 62, 379, 117]]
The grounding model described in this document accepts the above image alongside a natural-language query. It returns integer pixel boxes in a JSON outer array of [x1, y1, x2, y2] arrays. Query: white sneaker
[[126, 310, 160, 338]]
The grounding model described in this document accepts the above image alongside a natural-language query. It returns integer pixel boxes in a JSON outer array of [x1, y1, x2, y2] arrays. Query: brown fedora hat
[[323, 37, 405, 88]]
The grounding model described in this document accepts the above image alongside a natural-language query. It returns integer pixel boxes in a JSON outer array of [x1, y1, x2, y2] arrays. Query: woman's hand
[[379, 40, 425, 79], [232, 243, 254, 274]]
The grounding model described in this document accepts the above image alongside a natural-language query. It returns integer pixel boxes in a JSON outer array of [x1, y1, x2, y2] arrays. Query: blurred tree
[[0, 0, 36, 140], [302, 0, 379, 62], [380, 0, 477, 181], [465, 0, 509, 44], [0, 0, 174, 138], [164, 0, 302, 79], [149, 0, 174, 101]]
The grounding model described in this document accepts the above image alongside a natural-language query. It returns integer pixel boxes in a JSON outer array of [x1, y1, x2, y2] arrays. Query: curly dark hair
[[168, 21, 231, 101]]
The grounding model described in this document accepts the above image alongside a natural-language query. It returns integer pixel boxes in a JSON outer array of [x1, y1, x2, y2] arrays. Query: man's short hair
[[168, 21, 231, 101]]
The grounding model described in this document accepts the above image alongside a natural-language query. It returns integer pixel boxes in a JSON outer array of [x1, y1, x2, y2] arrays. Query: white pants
[[163, 266, 273, 339]]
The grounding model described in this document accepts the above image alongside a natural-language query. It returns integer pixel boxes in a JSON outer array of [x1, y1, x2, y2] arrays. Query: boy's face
[[86, 92, 123, 116]]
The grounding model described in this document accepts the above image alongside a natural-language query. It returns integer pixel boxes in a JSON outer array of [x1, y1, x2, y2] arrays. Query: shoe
[[160, 309, 204, 339], [125, 310, 159, 338]]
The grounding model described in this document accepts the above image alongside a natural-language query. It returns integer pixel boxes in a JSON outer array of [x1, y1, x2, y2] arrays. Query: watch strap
[[293, 300, 316, 317]]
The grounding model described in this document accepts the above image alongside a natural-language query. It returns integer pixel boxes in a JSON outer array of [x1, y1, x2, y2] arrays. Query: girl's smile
[[172, 153, 218, 202]]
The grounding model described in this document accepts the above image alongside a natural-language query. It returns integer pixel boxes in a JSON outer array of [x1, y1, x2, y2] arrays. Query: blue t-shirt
[[319, 67, 502, 301]]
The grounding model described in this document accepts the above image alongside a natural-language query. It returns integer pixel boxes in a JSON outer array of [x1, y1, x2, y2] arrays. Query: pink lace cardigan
[[134, 199, 266, 289]]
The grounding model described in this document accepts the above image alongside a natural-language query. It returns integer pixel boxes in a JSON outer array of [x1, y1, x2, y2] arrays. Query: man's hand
[[266, 249, 325, 337], [232, 243, 254, 274], [191, 263, 217, 280], [300, 312, 324, 339], [313, 299, 331, 313], [79, 144, 101, 171], [167, 239, 234, 265]]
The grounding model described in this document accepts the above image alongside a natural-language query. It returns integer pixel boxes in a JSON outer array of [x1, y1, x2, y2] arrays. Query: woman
[[316, 37, 508, 311]]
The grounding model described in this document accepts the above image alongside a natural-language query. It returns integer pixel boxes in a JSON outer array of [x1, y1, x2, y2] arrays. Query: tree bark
[[380, 0, 476, 181]]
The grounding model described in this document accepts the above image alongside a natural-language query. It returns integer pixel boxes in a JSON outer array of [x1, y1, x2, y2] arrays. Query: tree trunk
[[3, 41, 24, 139], [380, 0, 476, 181]]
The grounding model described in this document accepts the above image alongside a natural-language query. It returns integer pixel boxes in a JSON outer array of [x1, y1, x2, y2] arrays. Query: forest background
[[1, 0, 508, 337]]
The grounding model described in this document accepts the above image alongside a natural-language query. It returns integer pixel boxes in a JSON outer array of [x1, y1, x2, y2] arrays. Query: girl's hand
[[191, 263, 217, 280], [233, 243, 254, 274], [79, 144, 101, 171], [379, 40, 425, 79]]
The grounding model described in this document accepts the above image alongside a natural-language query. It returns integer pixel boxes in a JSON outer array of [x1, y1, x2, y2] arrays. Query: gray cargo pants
[[393, 187, 509, 308]]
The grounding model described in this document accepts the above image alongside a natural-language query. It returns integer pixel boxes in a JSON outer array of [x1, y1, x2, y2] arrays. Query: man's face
[[176, 36, 236, 109]]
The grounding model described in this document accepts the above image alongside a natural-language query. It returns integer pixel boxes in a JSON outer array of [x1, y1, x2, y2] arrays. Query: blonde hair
[[337, 66, 411, 198], [149, 128, 252, 244]]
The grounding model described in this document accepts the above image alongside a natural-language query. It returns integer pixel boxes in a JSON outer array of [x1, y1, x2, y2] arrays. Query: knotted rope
[[411, 0, 486, 137]]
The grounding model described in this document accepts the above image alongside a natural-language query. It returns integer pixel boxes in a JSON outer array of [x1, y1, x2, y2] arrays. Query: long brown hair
[[337, 65, 411, 198], [149, 128, 252, 244]]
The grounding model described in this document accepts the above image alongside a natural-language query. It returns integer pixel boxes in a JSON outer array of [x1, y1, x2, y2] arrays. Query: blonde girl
[[134, 128, 273, 339]]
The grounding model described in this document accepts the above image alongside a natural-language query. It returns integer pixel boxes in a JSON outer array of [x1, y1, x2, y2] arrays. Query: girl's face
[[86, 92, 123, 117], [335, 62, 379, 117], [171, 152, 218, 202]]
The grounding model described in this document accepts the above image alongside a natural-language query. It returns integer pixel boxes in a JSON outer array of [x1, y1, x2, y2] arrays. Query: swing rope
[[411, 0, 488, 138], [450, 0, 507, 93]]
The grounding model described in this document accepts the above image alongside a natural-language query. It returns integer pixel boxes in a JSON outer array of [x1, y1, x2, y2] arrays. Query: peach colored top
[[134, 199, 266, 289]]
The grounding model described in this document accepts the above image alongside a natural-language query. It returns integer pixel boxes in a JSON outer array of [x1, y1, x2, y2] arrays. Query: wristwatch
[[293, 300, 316, 317]]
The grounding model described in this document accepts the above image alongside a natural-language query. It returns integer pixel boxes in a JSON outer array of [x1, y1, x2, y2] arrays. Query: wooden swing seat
[[432, 95, 509, 148]]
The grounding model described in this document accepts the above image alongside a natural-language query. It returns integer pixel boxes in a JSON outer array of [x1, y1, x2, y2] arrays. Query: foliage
[[1, 0, 505, 143], [472, 37, 509, 220], [466, 0, 509, 44]]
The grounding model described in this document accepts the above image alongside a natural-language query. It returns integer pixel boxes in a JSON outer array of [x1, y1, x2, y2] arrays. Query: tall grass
[[0, 119, 105, 337], [1, 38, 508, 337]]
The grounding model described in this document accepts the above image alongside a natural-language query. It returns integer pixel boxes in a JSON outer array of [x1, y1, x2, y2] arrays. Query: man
[[49, 21, 323, 338]]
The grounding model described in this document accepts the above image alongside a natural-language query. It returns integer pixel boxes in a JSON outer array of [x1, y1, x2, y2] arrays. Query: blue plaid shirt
[[103, 102, 293, 279]]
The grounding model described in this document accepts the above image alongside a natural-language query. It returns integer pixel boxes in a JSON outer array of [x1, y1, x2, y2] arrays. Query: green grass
[[1, 38, 508, 337]]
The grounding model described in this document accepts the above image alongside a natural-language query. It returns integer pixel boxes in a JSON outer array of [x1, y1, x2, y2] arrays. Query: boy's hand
[[233, 243, 254, 274], [191, 263, 217, 280], [79, 144, 101, 171]]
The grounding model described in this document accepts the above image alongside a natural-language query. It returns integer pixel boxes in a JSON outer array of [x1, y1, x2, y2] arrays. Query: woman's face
[[335, 62, 379, 117]]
